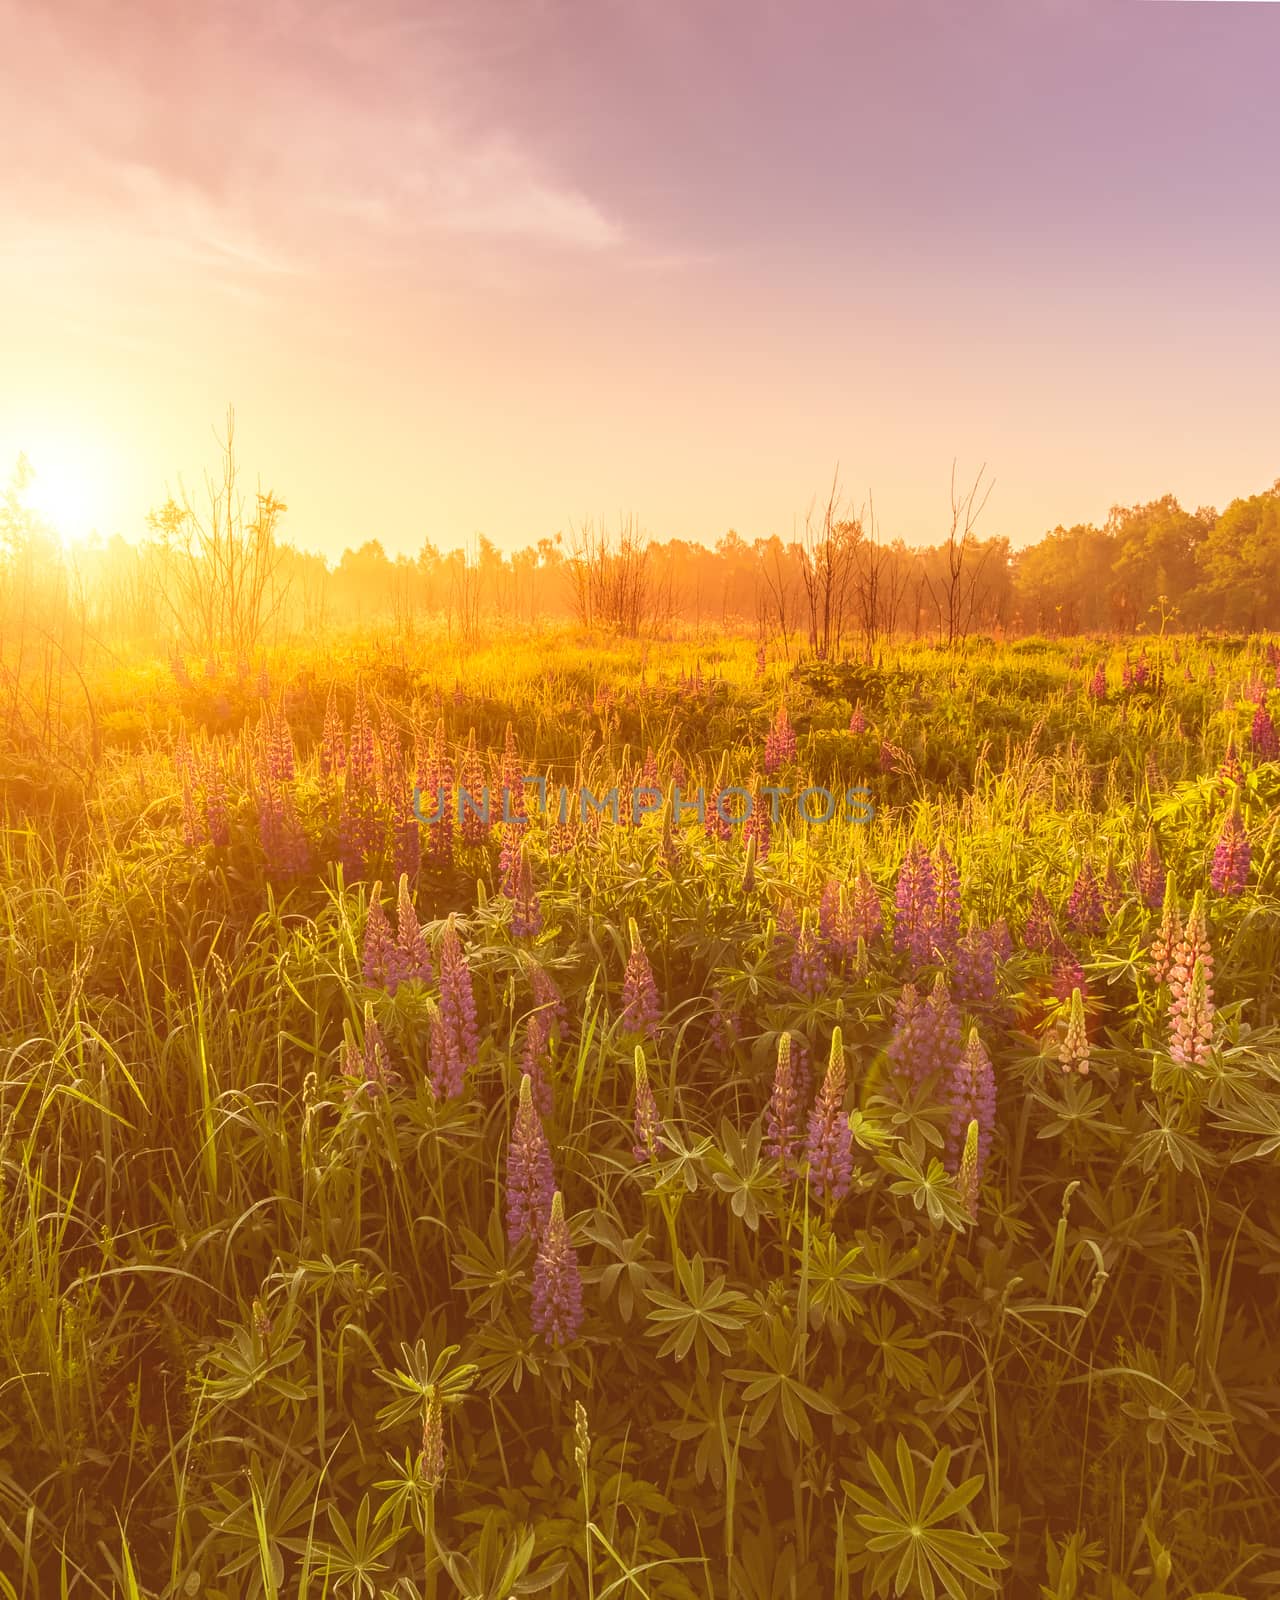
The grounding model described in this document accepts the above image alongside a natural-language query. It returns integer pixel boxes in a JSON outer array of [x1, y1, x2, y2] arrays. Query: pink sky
[[2, 0, 1278, 558]]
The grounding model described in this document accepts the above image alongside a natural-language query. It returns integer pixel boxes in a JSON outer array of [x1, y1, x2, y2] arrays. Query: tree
[[146, 409, 289, 659], [928, 461, 995, 646]]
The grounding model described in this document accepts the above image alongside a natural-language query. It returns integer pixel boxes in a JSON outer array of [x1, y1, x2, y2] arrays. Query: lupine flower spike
[[632, 1046, 661, 1162], [531, 1191, 583, 1346], [1057, 988, 1090, 1076], [622, 919, 661, 1036], [765, 1031, 803, 1175], [506, 1073, 556, 1246], [804, 1026, 853, 1206]]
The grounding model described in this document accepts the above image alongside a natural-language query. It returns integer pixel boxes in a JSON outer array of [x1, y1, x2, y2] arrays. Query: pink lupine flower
[[321, 685, 346, 784], [506, 1074, 556, 1246], [1050, 939, 1087, 1005], [1148, 880, 1183, 986], [849, 703, 866, 734], [428, 919, 478, 1097], [531, 1191, 583, 1347], [933, 845, 962, 963], [893, 843, 937, 970], [1169, 956, 1214, 1066], [805, 1027, 853, 1206], [954, 917, 997, 1007], [1087, 664, 1106, 701]]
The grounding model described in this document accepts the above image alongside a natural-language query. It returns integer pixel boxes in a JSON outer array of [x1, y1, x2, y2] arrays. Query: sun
[[11, 432, 112, 549]]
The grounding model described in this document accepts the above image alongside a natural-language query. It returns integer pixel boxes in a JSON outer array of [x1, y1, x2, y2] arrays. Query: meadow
[[1, 627, 1279, 1600]]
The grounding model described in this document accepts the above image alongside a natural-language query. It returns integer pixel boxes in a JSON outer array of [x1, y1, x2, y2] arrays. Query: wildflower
[[1167, 891, 1213, 1004], [320, 686, 346, 784], [1210, 804, 1251, 897], [764, 1031, 804, 1175], [1170, 956, 1215, 1066], [418, 1389, 445, 1491], [850, 871, 884, 946], [506, 1074, 556, 1246], [531, 1191, 583, 1347], [1216, 741, 1243, 793], [457, 730, 490, 846], [954, 916, 997, 1007], [945, 1028, 996, 1174], [622, 919, 661, 1036], [804, 1027, 853, 1206], [396, 874, 433, 984], [956, 1119, 981, 1222], [1023, 887, 1056, 952], [790, 912, 829, 998], [849, 702, 866, 734], [416, 717, 454, 867], [1065, 863, 1105, 935], [763, 704, 797, 774], [338, 681, 379, 879], [893, 843, 937, 970], [934, 844, 962, 962], [988, 917, 1013, 963], [742, 786, 772, 858], [1050, 939, 1087, 1004], [1087, 664, 1106, 701], [1056, 987, 1090, 1075], [706, 988, 737, 1052], [362, 891, 399, 988], [340, 1004, 398, 1098], [1135, 836, 1165, 911], [1252, 703, 1279, 762], [429, 919, 478, 1097], [887, 974, 963, 1089], [632, 1046, 661, 1162], [509, 843, 543, 939], [1148, 879, 1183, 985]]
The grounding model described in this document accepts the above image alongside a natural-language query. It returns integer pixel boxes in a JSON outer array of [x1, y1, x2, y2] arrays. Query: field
[[2, 628, 1279, 1599]]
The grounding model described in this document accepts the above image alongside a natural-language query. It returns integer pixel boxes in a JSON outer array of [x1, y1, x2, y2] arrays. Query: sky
[[2, 0, 1279, 561]]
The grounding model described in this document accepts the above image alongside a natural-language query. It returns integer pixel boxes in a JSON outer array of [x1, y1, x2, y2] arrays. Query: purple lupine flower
[[1135, 837, 1166, 911], [764, 1031, 804, 1175], [763, 704, 797, 774], [457, 730, 489, 847], [849, 703, 866, 734], [819, 878, 853, 965], [1065, 863, 1105, 936], [362, 892, 398, 988], [893, 843, 937, 970], [1023, 888, 1056, 952], [790, 914, 829, 999], [531, 1191, 583, 1347], [805, 1027, 853, 1206], [706, 988, 737, 1052], [521, 1010, 554, 1120], [1210, 805, 1251, 896], [953, 917, 997, 1007], [338, 681, 379, 880], [320, 686, 346, 784], [878, 740, 895, 773], [510, 844, 542, 939], [988, 917, 1012, 963], [850, 871, 883, 946], [1050, 939, 1087, 1004], [1087, 664, 1106, 701], [1216, 741, 1244, 795], [396, 874, 433, 984], [340, 1002, 400, 1099], [428, 919, 478, 1096], [933, 844, 962, 963], [945, 1027, 996, 1177], [1252, 704, 1279, 762], [886, 974, 963, 1089], [506, 1073, 556, 1246], [529, 964, 567, 1035], [622, 920, 661, 1036], [704, 789, 734, 842], [632, 1047, 661, 1162]]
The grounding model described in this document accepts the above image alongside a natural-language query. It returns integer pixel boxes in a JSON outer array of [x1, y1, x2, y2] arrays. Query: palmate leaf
[[843, 1435, 1007, 1600], [645, 1250, 752, 1375]]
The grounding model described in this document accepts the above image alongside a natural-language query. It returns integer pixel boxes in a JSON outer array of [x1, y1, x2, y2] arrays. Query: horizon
[[4, 0, 1280, 559]]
